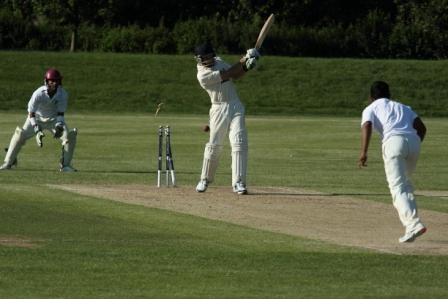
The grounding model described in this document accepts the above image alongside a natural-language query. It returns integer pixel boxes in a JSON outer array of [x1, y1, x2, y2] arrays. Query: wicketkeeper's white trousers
[[382, 134, 423, 233]]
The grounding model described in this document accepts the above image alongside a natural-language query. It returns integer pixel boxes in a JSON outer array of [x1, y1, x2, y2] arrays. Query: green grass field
[[1, 51, 448, 297], [1, 112, 448, 298]]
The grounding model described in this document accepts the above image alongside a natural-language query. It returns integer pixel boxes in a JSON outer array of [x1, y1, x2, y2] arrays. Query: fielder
[[194, 42, 259, 195], [358, 81, 427, 243], [0, 68, 77, 172]]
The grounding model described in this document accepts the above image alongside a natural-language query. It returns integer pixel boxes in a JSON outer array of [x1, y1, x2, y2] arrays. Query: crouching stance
[[194, 42, 259, 195], [1, 68, 77, 172]]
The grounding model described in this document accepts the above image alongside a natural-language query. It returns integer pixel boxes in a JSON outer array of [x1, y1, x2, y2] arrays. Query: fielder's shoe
[[233, 181, 248, 195], [60, 165, 77, 172], [196, 179, 208, 192], [399, 223, 427, 243]]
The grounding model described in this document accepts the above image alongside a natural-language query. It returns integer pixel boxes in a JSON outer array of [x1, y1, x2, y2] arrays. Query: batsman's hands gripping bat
[[244, 57, 258, 70], [245, 48, 261, 60]]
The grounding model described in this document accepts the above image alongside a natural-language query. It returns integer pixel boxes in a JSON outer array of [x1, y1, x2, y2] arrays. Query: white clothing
[[28, 85, 68, 119], [197, 57, 248, 187], [197, 57, 241, 104], [382, 134, 422, 233], [361, 97, 424, 234], [2, 85, 75, 169], [361, 98, 418, 143]]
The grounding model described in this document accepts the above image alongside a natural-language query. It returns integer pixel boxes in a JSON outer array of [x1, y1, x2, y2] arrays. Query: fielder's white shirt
[[361, 98, 418, 143], [197, 57, 241, 104], [28, 85, 68, 119]]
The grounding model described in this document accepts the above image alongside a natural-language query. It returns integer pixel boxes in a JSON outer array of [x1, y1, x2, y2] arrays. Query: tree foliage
[[1, 0, 448, 58]]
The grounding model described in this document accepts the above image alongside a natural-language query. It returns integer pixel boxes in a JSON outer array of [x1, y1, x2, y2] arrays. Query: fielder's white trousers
[[382, 134, 423, 233]]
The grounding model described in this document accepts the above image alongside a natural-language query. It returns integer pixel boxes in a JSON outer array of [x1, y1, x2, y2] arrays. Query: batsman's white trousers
[[200, 100, 248, 185], [382, 134, 423, 233]]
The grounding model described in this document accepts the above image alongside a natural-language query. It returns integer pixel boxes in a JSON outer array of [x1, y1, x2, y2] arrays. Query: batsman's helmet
[[194, 42, 216, 67], [45, 68, 63, 85]]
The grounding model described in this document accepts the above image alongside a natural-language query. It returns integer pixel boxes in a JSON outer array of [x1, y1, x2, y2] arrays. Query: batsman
[[0, 68, 77, 172], [194, 42, 259, 195]]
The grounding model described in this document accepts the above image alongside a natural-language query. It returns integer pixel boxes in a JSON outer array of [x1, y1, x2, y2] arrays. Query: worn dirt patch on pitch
[[0, 236, 41, 248], [50, 184, 448, 256]]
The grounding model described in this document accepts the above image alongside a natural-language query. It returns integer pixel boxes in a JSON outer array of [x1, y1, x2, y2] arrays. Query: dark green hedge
[[1, 8, 448, 59]]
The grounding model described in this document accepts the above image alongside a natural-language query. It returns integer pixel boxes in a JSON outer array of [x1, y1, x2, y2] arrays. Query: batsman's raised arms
[[255, 13, 275, 49]]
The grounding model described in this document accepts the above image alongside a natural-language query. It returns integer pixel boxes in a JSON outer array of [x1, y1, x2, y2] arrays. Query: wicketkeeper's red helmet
[[44, 68, 63, 85]]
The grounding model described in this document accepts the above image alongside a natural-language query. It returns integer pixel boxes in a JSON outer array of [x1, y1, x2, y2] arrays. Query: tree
[[31, 0, 110, 51]]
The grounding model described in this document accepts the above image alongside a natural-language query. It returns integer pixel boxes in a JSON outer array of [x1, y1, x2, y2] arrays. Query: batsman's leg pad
[[4, 127, 27, 166], [230, 130, 248, 186], [61, 128, 77, 167], [231, 144, 248, 186], [200, 143, 223, 183]]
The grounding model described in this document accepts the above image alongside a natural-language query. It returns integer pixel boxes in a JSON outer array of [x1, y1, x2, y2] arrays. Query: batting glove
[[245, 48, 261, 59], [244, 57, 257, 71]]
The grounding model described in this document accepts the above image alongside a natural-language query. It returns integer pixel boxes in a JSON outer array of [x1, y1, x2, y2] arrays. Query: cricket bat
[[255, 14, 275, 49]]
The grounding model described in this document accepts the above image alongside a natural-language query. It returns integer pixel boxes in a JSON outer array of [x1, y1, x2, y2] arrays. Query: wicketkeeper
[[358, 81, 427, 243], [194, 42, 259, 195], [0, 68, 78, 172]]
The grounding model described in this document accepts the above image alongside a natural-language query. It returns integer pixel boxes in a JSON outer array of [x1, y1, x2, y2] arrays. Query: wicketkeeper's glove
[[35, 131, 45, 148], [53, 122, 64, 138]]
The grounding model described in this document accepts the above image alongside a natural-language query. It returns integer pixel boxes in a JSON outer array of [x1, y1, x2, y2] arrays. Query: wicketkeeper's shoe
[[0, 162, 12, 170], [196, 179, 208, 192], [60, 165, 77, 172], [2, 148, 17, 169], [233, 182, 248, 195], [399, 224, 427, 243]]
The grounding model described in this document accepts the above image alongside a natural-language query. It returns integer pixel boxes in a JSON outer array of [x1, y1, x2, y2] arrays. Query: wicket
[[157, 125, 175, 187]]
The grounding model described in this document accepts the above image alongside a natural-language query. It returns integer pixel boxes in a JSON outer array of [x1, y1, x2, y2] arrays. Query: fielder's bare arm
[[194, 42, 259, 195], [1, 69, 78, 172]]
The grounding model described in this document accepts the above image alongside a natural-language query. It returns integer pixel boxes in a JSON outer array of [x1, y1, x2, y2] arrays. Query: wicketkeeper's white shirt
[[197, 57, 241, 104], [28, 85, 68, 119], [361, 98, 418, 143]]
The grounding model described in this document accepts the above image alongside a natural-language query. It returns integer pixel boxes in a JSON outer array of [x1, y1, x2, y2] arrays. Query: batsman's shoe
[[60, 165, 77, 172], [233, 182, 248, 195], [196, 179, 208, 193], [399, 224, 427, 243]]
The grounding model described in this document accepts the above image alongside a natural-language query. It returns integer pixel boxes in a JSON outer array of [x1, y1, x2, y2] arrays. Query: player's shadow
[[249, 191, 390, 197]]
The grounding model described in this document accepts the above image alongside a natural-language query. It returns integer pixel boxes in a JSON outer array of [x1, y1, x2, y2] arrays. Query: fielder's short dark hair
[[370, 81, 391, 99]]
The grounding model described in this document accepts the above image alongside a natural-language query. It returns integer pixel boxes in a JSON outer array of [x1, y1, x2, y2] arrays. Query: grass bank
[[1, 51, 448, 116]]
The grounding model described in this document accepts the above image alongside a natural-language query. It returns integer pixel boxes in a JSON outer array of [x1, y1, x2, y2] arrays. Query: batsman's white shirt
[[196, 57, 248, 186], [197, 57, 241, 104], [361, 98, 418, 143], [28, 85, 68, 119]]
